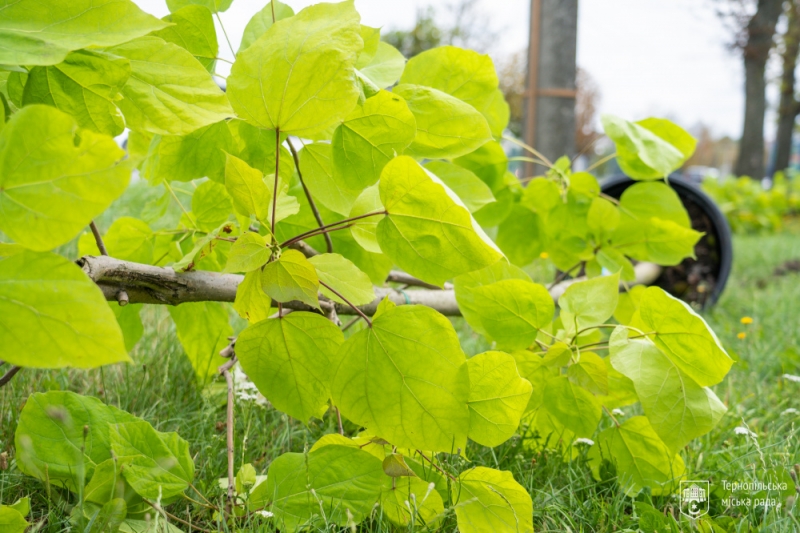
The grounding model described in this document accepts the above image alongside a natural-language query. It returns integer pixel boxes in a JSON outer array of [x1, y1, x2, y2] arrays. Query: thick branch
[[78, 255, 661, 316]]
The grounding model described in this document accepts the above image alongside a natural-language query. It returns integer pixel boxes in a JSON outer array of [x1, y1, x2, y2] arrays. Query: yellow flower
[[539, 252, 549, 259], [737, 332, 747, 340], [740, 316, 754, 325]]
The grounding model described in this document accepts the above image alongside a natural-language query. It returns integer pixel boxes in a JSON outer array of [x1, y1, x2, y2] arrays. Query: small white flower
[[612, 409, 625, 416], [734, 426, 757, 438], [783, 374, 800, 383], [256, 510, 274, 518], [781, 408, 799, 416], [574, 438, 595, 446]]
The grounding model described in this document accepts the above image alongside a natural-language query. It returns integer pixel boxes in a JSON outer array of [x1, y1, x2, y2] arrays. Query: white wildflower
[[734, 426, 757, 438], [256, 510, 274, 518], [783, 374, 800, 383], [574, 438, 595, 446], [781, 408, 799, 416], [612, 409, 625, 416]]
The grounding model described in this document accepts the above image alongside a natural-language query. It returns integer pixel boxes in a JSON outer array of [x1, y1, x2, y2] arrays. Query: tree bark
[[774, 1, 800, 173], [77, 255, 662, 316], [735, 0, 783, 179]]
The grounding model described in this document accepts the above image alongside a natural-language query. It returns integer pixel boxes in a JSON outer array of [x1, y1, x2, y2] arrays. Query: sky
[[134, 0, 753, 139]]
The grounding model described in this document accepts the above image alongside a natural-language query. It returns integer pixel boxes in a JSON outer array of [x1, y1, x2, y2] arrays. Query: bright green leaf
[[358, 41, 405, 89], [153, 5, 218, 73], [308, 253, 375, 306], [233, 270, 274, 323], [393, 84, 491, 159], [0, 251, 129, 369], [377, 156, 502, 286], [349, 184, 383, 253], [108, 36, 233, 135], [168, 301, 232, 383], [332, 90, 416, 190], [224, 232, 269, 273], [79, 217, 154, 264], [381, 477, 444, 527], [567, 351, 608, 395], [166, 0, 233, 14], [112, 303, 144, 352], [0, 507, 28, 533], [0, 105, 129, 251], [227, 1, 362, 137], [466, 351, 532, 447], [331, 305, 470, 452], [192, 180, 233, 231], [224, 152, 272, 221], [261, 249, 320, 308], [558, 273, 620, 331], [237, 312, 343, 421], [424, 161, 495, 213], [299, 142, 360, 216], [542, 376, 601, 437], [452, 467, 533, 533], [239, 1, 295, 53]]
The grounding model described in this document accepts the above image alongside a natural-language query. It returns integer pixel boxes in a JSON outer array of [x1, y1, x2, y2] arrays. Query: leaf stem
[[215, 12, 236, 58], [287, 137, 333, 253], [89, 221, 109, 256], [271, 127, 281, 238], [319, 280, 371, 327], [270, 0, 277, 22], [280, 210, 386, 249], [415, 450, 457, 481], [0, 364, 22, 388], [548, 261, 583, 290], [502, 134, 554, 168], [165, 181, 198, 229], [585, 152, 618, 173], [602, 405, 620, 428]]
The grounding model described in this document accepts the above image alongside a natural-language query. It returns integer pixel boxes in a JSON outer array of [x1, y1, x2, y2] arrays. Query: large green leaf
[[141, 121, 235, 184], [168, 301, 232, 383], [227, 1, 362, 137], [108, 36, 233, 135], [0, 507, 28, 533], [79, 217, 154, 264], [110, 421, 194, 501], [228, 120, 294, 179], [393, 84, 492, 159], [332, 90, 416, 190], [467, 279, 554, 350], [236, 312, 343, 422], [298, 142, 360, 216], [400, 46, 501, 136], [239, 1, 295, 53], [542, 376, 601, 438], [454, 260, 530, 336], [233, 270, 274, 323], [558, 273, 620, 332], [636, 287, 733, 387], [308, 253, 375, 306], [424, 161, 495, 213], [602, 115, 696, 180], [15, 391, 139, 490], [495, 205, 545, 266], [609, 328, 726, 453], [260, 249, 320, 308], [567, 351, 608, 396], [590, 416, 685, 496], [251, 445, 384, 530], [224, 153, 272, 221], [452, 467, 533, 533], [224, 232, 269, 273], [0, 105, 129, 251], [348, 184, 383, 253], [0, 0, 167, 66], [376, 156, 502, 286], [22, 50, 130, 136], [380, 476, 444, 527], [357, 41, 405, 89], [191, 180, 233, 231], [0, 251, 129, 369], [331, 305, 470, 452], [454, 140, 509, 191], [153, 5, 218, 73], [166, 0, 233, 14], [466, 351, 532, 447]]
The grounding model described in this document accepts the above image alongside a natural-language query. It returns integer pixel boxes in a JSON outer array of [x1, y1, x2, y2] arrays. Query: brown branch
[[89, 221, 109, 256], [0, 364, 22, 388], [219, 357, 237, 515], [286, 137, 333, 254], [320, 280, 371, 327], [279, 210, 386, 249]]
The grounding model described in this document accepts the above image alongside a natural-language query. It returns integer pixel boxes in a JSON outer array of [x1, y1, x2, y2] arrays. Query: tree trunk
[[774, 1, 800, 173], [735, 0, 783, 179]]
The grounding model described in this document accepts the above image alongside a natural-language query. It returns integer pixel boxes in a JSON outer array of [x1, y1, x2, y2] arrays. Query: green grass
[[2, 231, 800, 532]]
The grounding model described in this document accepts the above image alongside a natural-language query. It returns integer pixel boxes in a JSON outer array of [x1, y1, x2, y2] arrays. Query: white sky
[[134, 0, 755, 139]]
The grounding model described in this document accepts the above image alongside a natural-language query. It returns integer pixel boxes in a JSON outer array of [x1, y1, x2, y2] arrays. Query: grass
[[1, 230, 800, 532]]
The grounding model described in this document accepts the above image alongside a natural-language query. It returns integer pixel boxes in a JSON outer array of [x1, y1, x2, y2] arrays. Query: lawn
[[1, 230, 799, 532]]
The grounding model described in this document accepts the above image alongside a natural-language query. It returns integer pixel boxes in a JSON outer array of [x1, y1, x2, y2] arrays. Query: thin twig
[[0, 365, 22, 388], [602, 405, 620, 427], [585, 152, 617, 173], [341, 316, 361, 331], [415, 450, 457, 481], [319, 280, 371, 327], [280, 211, 386, 249], [547, 262, 583, 290], [215, 13, 236, 57], [89, 221, 108, 256], [335, 407, 344, 435], [286, 138, 333, 253], [219, 357, 238, 515]]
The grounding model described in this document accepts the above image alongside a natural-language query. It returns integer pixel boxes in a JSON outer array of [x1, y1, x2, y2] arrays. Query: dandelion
[[737, 332, 746, 340], [740, 316, 754, 325], [539, 252, 549, 259], [783, 374, 800, 383]]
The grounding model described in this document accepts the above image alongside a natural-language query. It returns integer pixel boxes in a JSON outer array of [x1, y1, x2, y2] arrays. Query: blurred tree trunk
[[735, 0, 783, 178], [774, 1, 800, 172]]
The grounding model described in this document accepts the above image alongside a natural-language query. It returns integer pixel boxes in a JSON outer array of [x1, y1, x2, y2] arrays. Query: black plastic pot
[[600, 174, 733, 308]]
